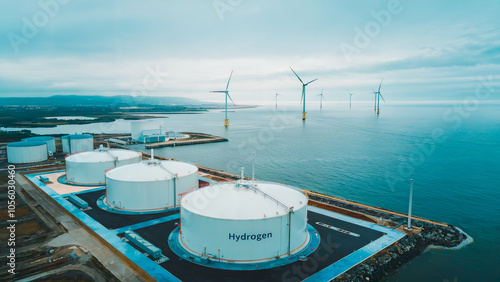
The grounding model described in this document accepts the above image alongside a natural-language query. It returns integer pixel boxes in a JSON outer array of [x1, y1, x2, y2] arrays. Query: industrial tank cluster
[[178, 180, 310, 263], [7, 127, 314, 269], [104, 156, 199, 212], [65, 145, 142, 185], [7, 134, 94, 164]]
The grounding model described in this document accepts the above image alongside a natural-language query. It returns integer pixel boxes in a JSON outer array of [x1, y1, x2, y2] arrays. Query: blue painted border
[[114, 214, 180, 234], [304, 206, 406, 281]]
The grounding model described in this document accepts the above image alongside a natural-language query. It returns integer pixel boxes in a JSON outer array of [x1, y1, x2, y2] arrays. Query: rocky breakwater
[[306, 193, 472, 281]]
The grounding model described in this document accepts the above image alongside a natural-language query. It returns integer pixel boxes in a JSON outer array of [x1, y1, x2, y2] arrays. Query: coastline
[[306, 193, 470, 281], [425, 227, 474, 251]]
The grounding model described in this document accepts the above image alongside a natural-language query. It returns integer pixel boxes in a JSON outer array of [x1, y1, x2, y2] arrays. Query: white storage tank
[[62, 134, 93, 153], [65, 147, 142, 185], [7, 141, 48, 164], [104, 159, 198, 212], [179, 181, 309, 262], [22, 136, 56, 154]]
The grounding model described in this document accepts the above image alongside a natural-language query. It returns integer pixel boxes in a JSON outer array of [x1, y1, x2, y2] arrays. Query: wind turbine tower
[[210, 70, 235, 127], [273, 91, 280, 109], [349, 92, 354, 108], [317, 89, 326, 109], [290, 67, 318, 120], [372, 80, 385, 115]]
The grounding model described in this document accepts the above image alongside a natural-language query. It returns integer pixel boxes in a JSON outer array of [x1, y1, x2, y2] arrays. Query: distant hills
[[0, 95, 213, 107]]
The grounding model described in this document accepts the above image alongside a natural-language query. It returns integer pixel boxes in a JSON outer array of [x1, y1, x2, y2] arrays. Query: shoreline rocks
[[307, 193, 469, 281]]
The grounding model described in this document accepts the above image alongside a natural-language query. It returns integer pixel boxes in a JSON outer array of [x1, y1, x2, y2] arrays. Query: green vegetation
[[0, 105, 216, 129], [0, 130, 35, 142]]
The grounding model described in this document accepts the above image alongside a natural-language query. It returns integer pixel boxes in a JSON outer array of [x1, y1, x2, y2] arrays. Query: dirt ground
[[0, 170, 119, 281]]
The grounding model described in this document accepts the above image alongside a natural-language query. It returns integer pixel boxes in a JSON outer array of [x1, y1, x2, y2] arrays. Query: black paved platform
[[72, 189, 386, 280], [133, 211, 384, 282], [77, 190, 177, 229]]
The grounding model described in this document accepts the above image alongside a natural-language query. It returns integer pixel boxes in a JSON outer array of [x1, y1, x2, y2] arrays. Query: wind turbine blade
[[379, 93, 386, 103], [378, 79, 383, 92], [323, 96, 327, 102], [227, 93, 236, 106], [210, 91, 227, 93], [372, 89, 377, 94], [290, 67, 303, 84], [225, 70, 233, 91], [305, 78, 318, 85]]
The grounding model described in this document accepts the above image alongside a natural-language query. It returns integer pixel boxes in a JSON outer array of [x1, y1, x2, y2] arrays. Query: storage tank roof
[[106, 160, 198, 182], [8, 141, 46, 147], [181, 181, 308, 220], [66, 149, 141, 163], [62, 134, 93, 139], [22, 136, 55, 141]]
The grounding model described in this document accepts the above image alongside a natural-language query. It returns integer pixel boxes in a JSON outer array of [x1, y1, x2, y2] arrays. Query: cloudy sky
[[1, 0, 499, 103]]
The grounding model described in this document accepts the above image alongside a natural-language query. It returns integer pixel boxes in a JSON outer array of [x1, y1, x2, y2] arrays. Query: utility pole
[[407, 179, 414, 230]]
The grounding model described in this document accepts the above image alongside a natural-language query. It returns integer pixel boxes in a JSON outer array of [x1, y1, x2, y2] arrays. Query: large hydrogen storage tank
[[105, 159, 198, 211], [7, 141, 48, 164], [62, 134, 93, 153], [65, 148, 142, 185], [22, 136, 56, 154], [179, 181, 309, 262]]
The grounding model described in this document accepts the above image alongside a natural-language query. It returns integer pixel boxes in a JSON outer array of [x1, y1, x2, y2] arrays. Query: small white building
[[131, 120, 186, 143]]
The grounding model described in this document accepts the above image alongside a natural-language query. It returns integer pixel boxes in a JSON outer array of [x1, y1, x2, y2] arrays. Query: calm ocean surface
[[5, 102, 499, 281]]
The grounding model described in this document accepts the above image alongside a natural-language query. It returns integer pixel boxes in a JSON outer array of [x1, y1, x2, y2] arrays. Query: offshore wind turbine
[[290, 67, 318, 120], [372, 79, 385, 115], [210, 70, 235, 127], [316, 89, 326, 109], [349, 92, 354, 108], [273, 91, 280, 109]]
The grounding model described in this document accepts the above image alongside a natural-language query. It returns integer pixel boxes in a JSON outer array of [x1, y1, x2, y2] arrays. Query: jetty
[[144, 132, 227, 149]]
